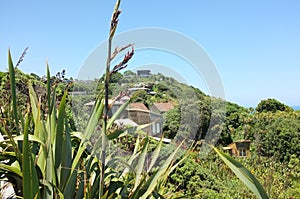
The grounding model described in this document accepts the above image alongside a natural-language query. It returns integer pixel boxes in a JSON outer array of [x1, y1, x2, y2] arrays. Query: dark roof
[[234, 139, 251, 143], [137, 69, 151, 73], [227, 140, 251, 148]]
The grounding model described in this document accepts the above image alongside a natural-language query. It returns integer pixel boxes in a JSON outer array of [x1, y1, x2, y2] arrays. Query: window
[[152, 122, 161, 135], [156, 123, 161, 134], [239, 149, 247, 157]]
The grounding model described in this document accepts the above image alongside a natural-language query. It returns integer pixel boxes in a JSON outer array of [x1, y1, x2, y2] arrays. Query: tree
[[130, 89, 149, 104], [255, 111, 300, 162], [123, 70, 136, 77], [163, 106, 180, 138], [256, 98, 290, 113], [110, 72, 123, 83]]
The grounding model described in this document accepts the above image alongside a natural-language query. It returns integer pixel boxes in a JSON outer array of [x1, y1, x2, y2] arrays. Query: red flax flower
[[110, 46, 134, 74]]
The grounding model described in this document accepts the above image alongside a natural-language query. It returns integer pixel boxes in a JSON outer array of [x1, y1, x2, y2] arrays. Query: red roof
[[128, 102, 148, 111], [152, 102, 174, 112]]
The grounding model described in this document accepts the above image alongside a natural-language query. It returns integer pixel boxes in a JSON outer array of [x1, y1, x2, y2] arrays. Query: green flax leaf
[[212, 146, 269, 199]]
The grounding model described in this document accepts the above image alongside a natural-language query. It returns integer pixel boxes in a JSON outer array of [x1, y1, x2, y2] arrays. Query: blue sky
[[1, 0, 299, 107]]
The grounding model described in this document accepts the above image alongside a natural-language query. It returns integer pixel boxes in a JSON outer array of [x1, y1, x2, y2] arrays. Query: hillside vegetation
[[1, 68, 298, 198], [73, 70, 300, 198], [0, 0, 299, 197]]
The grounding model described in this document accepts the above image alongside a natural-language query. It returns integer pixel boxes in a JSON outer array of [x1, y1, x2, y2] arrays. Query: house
[[223, 140, 251, 157], [85, 96, 163, 136], [128, 102, 149, 111], [137, 70, 151, 78], [150, 102, 174, 114], [126, 108, 163, 136], [114, 118, 138, 134], [84, 95, 130, 107], [109, 95, 131, 116], [84, 95, 130, 117], [127, 87, 150, 95]]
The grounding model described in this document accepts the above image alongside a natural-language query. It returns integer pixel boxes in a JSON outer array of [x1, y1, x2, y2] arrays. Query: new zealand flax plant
[[0, 0, 269, 198]]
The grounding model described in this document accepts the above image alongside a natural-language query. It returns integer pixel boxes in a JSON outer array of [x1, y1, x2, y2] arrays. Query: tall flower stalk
[[101, 0, 134, 196]]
